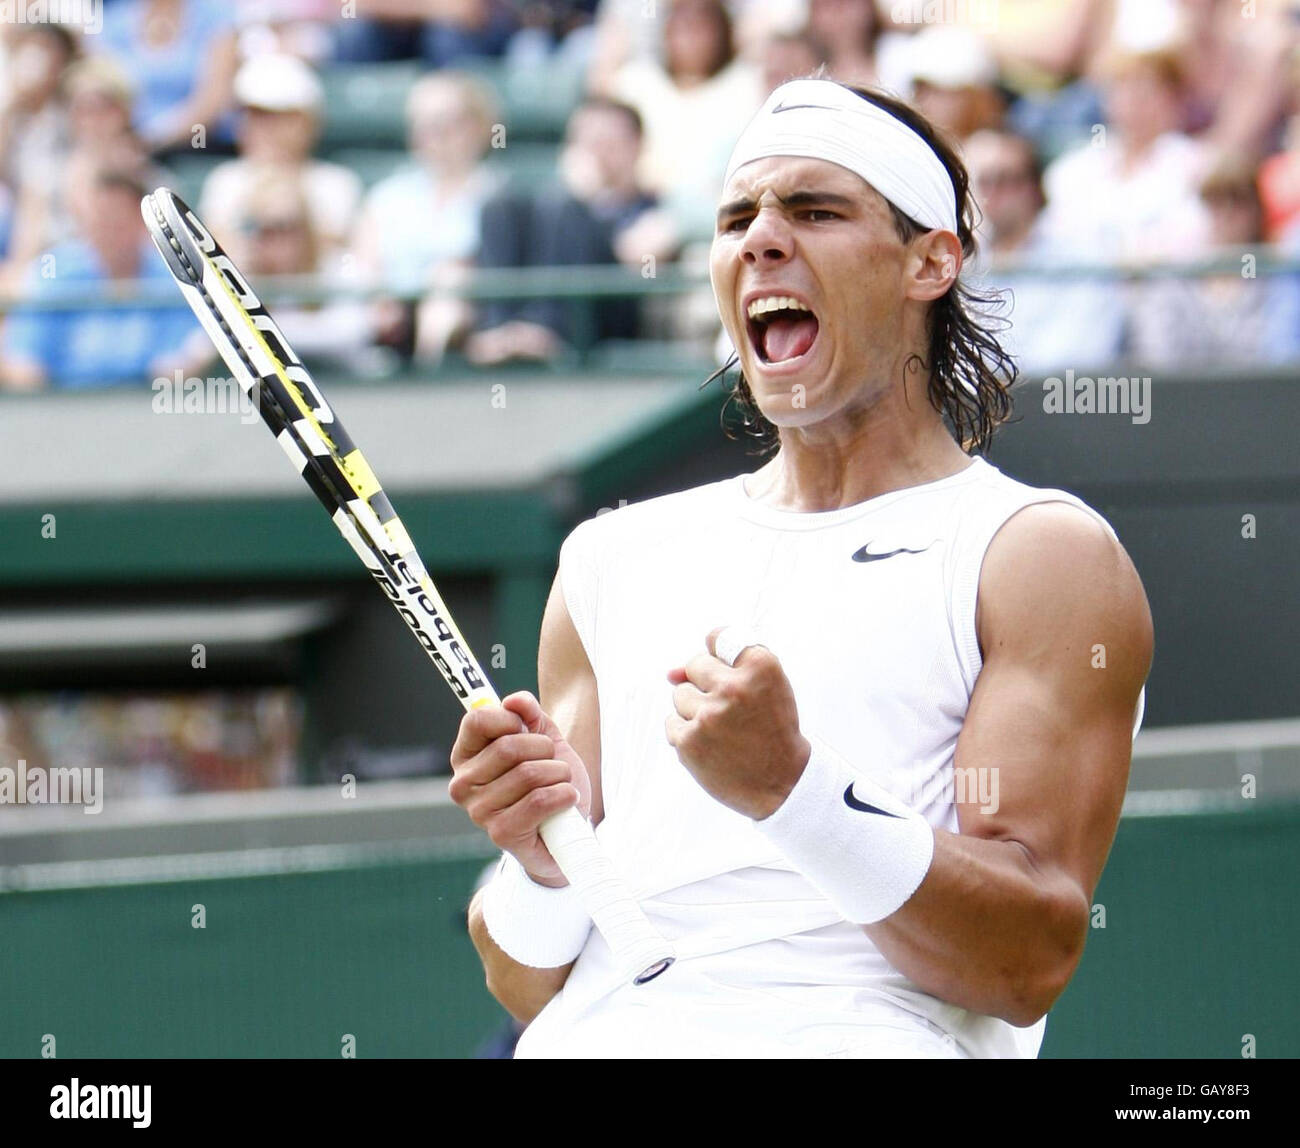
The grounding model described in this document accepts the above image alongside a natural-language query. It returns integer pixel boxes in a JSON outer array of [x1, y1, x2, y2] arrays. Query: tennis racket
[[141, 187, 674, 985]]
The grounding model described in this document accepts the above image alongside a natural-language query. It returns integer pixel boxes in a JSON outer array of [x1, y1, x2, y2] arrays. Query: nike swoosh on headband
[[843, 785, 902, 817]]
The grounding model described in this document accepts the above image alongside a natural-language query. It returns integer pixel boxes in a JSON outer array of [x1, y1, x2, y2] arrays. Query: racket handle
[[538, 806, 675, 985]]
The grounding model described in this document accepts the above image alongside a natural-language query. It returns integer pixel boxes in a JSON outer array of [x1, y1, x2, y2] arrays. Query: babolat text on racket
[[140, 187, 674, 985]]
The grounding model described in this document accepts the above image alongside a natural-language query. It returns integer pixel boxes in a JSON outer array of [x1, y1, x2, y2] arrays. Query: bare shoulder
[[976, 500, 1153, 692]]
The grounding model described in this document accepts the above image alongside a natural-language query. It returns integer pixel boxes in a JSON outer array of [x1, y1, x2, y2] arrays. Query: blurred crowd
[[2, 0, 1300, 391], [0, 689, 300, 801]]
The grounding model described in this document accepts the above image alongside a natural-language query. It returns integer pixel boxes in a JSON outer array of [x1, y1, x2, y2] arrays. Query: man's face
[[710, 156, 916, 431], [567, 106, 640, 191], [966, 133, 1040, 239], [409, 89, 486, 171], [81, 183, 144, 255]]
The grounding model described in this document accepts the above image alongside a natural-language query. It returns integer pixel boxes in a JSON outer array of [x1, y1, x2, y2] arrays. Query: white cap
[[907, 26, 999, 90], [234, 53, 323, 113]]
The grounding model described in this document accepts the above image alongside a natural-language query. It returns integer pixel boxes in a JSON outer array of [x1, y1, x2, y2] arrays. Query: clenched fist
[[665, 628, 811, 819], [449, 691, 592, 887]]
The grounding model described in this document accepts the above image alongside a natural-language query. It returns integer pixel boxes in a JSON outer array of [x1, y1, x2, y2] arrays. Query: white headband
[[723, 79, 958, 234]]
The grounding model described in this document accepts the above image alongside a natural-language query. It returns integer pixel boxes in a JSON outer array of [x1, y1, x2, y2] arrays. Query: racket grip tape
[[538, 807, 675, 984]]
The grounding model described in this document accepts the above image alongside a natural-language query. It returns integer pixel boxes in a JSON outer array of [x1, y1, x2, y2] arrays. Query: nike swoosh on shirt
[[843, 785, 902, 817], [851, 542, 935, 563]]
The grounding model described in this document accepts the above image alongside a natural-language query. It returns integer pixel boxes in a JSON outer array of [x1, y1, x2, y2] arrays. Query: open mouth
[[745, 295, 820, 365]]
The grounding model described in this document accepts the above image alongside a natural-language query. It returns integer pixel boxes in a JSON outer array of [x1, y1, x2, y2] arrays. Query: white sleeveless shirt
[[515, 456, 1144, 1059]]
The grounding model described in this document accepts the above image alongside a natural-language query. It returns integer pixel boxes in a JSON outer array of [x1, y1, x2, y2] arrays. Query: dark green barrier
[[3, 805, 1296, 1058], [1043, 802, 1299, 1058], [0, 857, 498, 1059]]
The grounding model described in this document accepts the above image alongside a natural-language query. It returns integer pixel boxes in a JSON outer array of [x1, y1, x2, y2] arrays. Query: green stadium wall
[[2, 804, 1296, 1059]]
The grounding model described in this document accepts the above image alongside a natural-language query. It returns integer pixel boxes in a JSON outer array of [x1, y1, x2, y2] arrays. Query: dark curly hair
[[707, 82, 1015, 455]]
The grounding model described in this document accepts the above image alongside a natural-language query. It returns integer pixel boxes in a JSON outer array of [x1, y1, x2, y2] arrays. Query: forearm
[[865, 829, 1090, 1026], [151, 35, 236, 152], [467, 888, 573, 1024], [745, 733, 1088, 1026]]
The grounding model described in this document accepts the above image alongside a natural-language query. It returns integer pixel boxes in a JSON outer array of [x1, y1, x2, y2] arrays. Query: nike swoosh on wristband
[[851, 542, 935, 563], [843, 784, 903, 817]]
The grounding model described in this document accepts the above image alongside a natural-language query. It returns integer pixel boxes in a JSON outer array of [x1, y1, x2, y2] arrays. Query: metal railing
[[1, 250, 1297, 312]]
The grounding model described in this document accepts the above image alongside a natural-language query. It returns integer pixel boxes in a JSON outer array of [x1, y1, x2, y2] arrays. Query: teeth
[[746, 295, 810, 320]]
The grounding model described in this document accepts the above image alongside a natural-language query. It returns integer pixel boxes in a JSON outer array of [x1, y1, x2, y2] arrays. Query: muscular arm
[[667, 502, 1151, 1026], [862, 503, 1152, 1025], [463, 573, 604, 1023]]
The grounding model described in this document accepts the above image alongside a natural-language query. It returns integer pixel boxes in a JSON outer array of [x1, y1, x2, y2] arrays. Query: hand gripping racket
[[141, 187, 674, 985]]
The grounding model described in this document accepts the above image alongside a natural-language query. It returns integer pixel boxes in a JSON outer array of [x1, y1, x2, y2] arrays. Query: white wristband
[[479, 852, 594, 969], [754, 735, 934, 924]]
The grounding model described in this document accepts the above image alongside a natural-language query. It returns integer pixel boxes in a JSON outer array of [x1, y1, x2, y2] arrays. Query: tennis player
[[449, 79, 1153, 1059]]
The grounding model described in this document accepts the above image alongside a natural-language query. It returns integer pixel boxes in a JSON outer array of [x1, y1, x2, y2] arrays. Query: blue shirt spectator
[[2, 238, 198, 388], [360, 163, 495, 291], [96, 0, 238, 152]]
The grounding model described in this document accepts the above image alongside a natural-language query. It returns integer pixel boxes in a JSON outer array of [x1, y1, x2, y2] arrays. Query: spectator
[[503, 0, 600, 67], [1128, 157, 1300, 368], [0, 164, 198, 391], [466, 97, 677, 365], [352, 71, 503, 362], [199, 53, 362, 267], [1038, 49, 1210, 263], [183, 170, 378, 376], [234, 0, 339, 64], [330, 0, 517, 67], [760, 31, 823, 97], [585, 0, 668, 96], [905, 25, 1005, 144], [1173, 0, 1297, 157], [1259, 57, 1300, 242], [804, 0, 882, 89], [996, 0, 1294, 163], [2, 57, 169, 289], [601, 0, 761, 243], [965, 127, 1124, 376], [970, 0, 1110, 93], [95, 0, 238, 155], [0, 22, 76, 192], [1260, 116, 1300, 243]]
